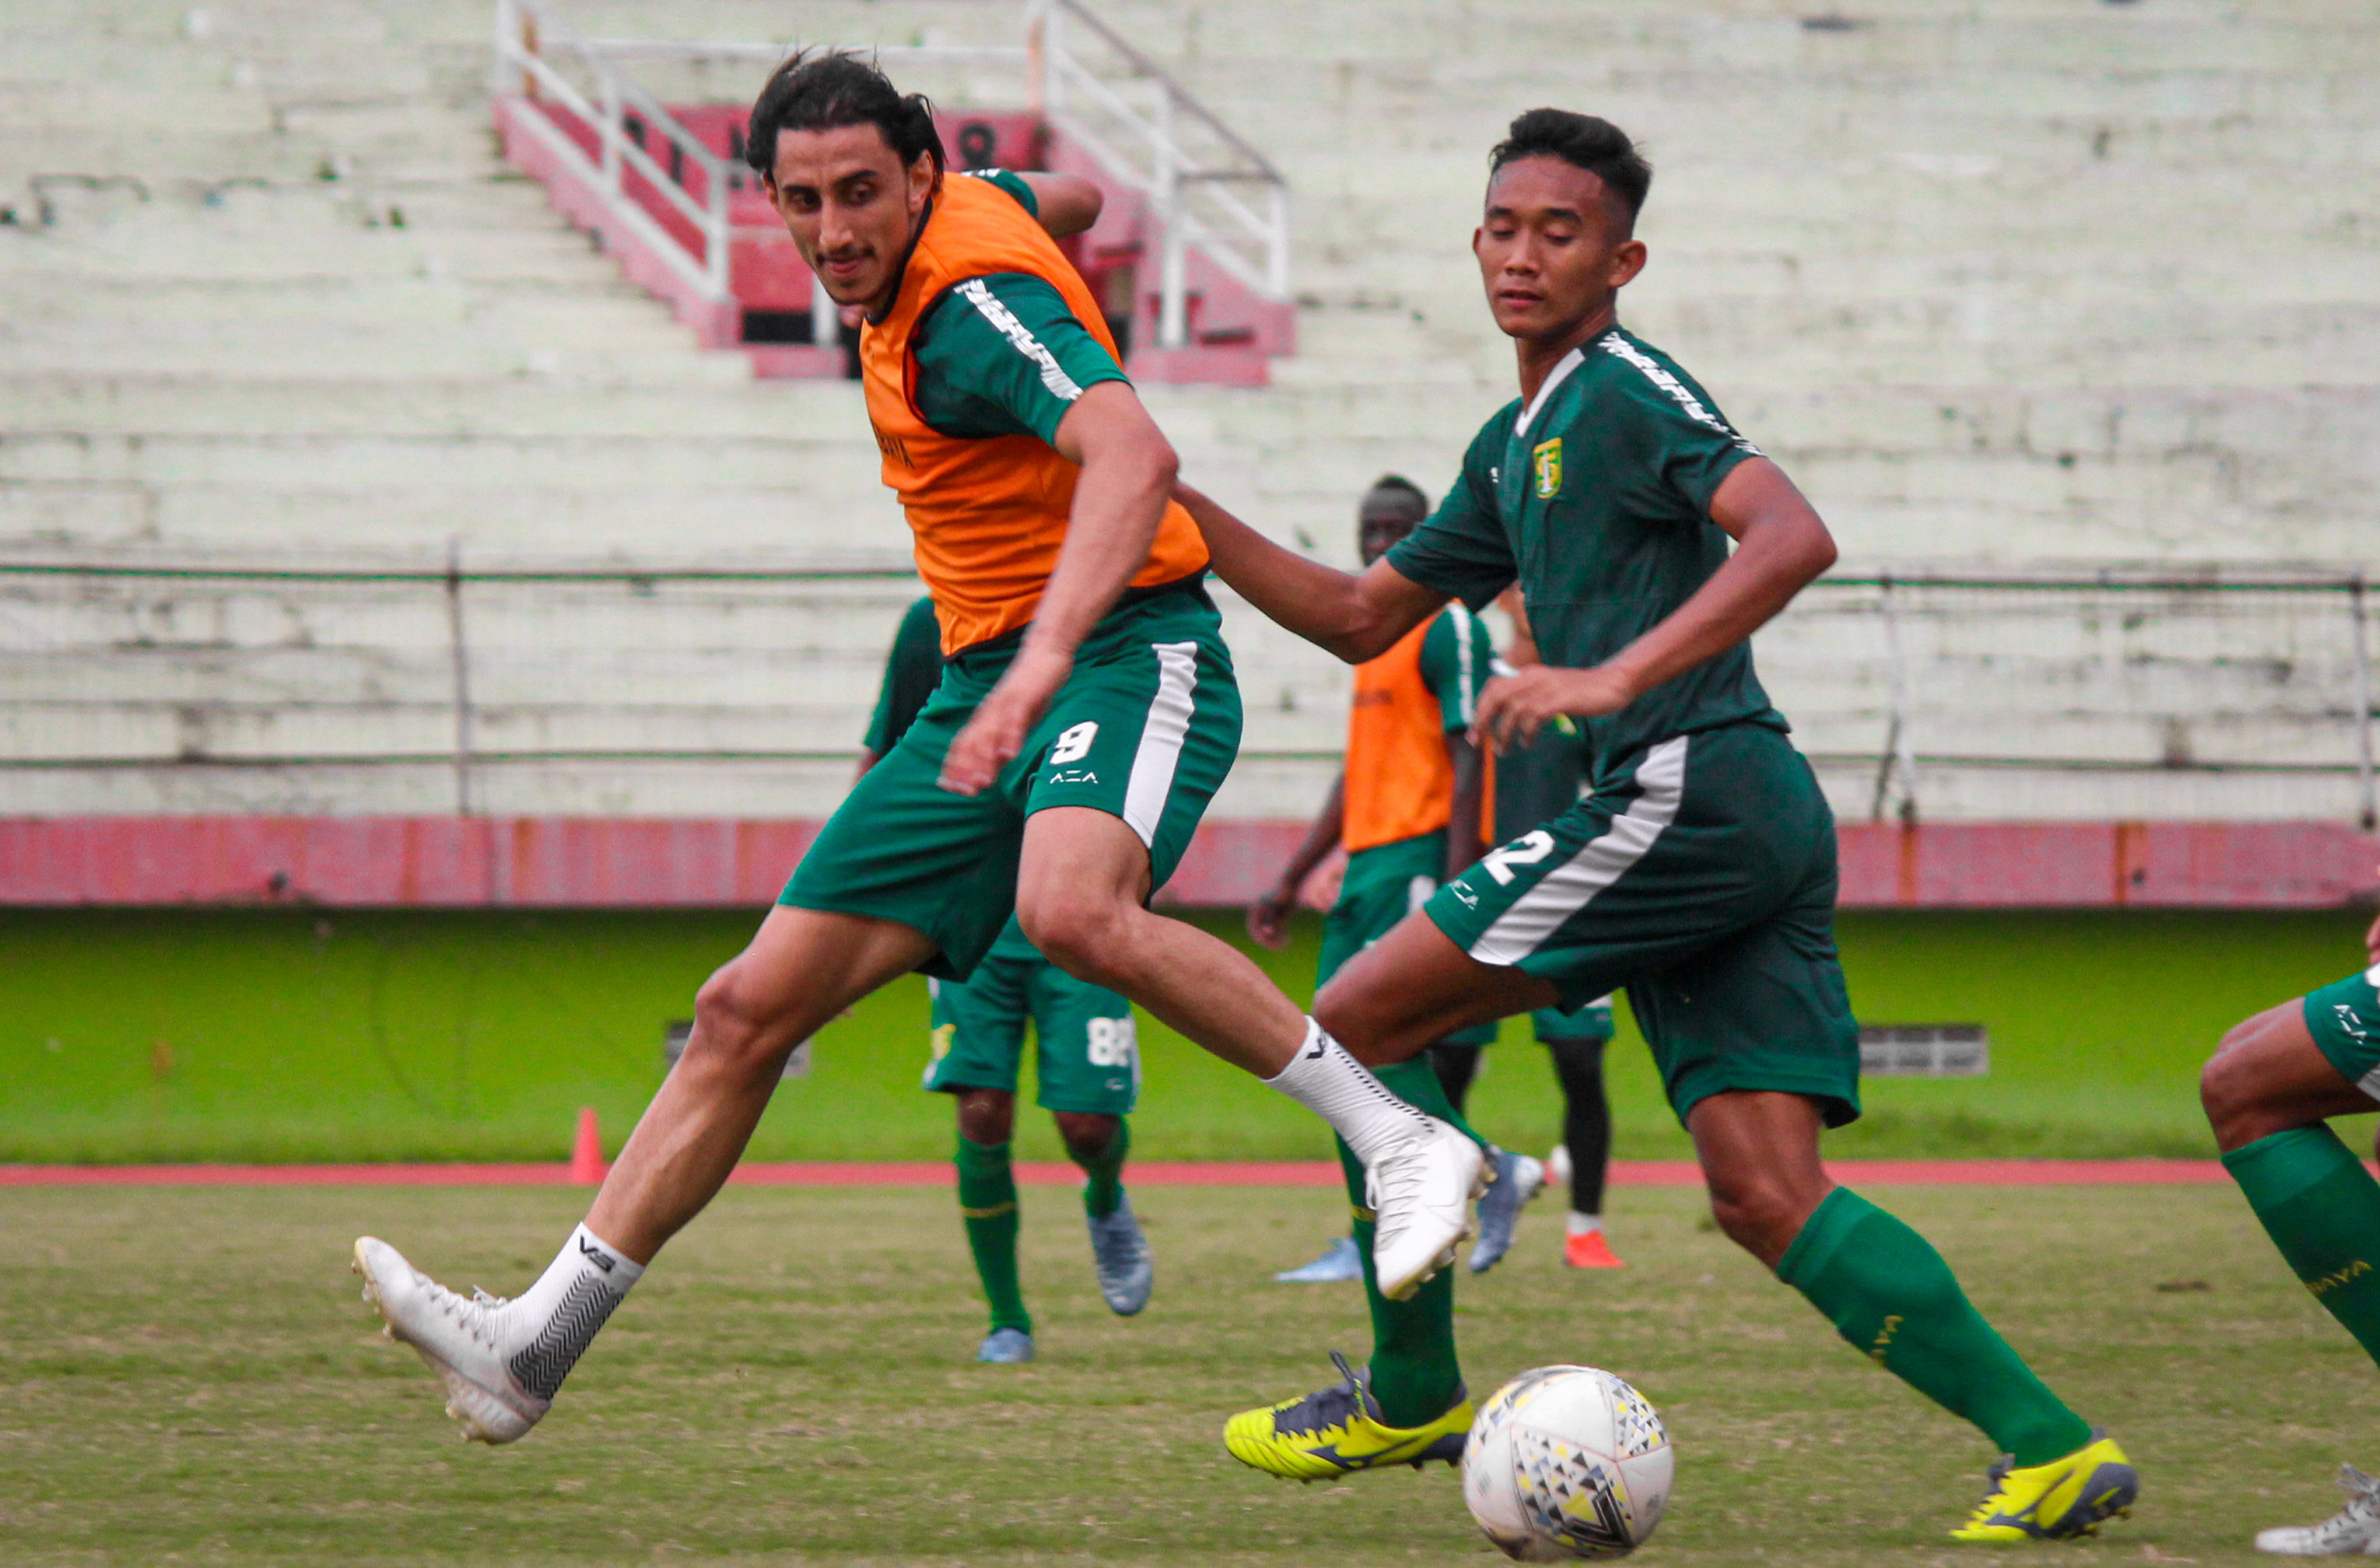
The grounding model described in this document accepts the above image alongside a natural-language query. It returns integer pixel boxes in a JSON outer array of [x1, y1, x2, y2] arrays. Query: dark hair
[[744, 49, 943, 178], [1488, 109, 1652, 225], [1362, 474, 1430, 518]]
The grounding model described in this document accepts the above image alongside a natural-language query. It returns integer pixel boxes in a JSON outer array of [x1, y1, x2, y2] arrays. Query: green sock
[[2224, 1125, 2380, 1368], [955, 1136, 1029, 1335], [1072, 1116, 1130, 1219], [1778, 1187, 2091, 1467], [1335, 1055, 1482, 1428]]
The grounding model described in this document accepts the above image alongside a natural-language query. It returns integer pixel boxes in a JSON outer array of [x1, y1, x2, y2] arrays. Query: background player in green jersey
[[1180, 108, 2138, 1541], [861, 598, 1152, 1365], [1476, 586, 1624, 1271], [2201, 890, 2380, 1555], [1258, 477, 1518, 1290]]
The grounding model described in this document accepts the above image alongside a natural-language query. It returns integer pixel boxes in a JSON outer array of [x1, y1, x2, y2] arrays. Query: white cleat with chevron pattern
[[352, 1236, 554, 1445]]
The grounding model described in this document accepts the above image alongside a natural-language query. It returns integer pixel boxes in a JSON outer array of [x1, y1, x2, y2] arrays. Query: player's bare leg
[[2201, 1001, 2374, 1152], [354, 905, 935, 1441], [1015, 805, 1482, 1297], [2202, 987, 2380, 1555], [1319, 906, 2129, 1536], [1314, 905, 1560, 1063], [592, 907, 939, 1258], [1679, 1090, 2134, 1540], [1685, 1090, 1831, 1267]]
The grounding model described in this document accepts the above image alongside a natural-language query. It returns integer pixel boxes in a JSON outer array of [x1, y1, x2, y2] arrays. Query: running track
[[0, 1159, 2239, 1187]]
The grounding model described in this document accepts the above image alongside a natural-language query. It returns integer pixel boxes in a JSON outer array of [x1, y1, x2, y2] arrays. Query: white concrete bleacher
[[2, 1, 2374, 823]]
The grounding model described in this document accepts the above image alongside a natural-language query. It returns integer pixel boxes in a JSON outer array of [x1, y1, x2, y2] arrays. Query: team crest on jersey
[[1531, 437, 1562, 498]]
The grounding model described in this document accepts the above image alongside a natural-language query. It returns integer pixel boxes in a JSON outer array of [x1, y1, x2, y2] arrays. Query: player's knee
[[1706, 1177, 1817, 1266], [956, 1090, 1015, 1145], [2200, 1027, 2279, 1148], [1015, 893, 1133, 990], [1311, 982, 1393, 1058], [687, 967, 797, 1085], [1054, 1111, 1117, 1162]]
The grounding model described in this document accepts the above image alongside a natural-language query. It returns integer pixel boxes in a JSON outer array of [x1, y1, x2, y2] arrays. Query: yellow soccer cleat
[[1224, 1351, 1473, 1482], [1951, 1428, 2137, 1543]]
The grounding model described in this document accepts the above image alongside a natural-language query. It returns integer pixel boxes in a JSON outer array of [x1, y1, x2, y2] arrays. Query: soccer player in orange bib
[[350, 52, 1480, 1445]]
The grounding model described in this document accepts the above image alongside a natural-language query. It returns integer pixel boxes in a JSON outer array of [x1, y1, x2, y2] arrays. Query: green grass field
[[2, 906, 2371, 1164], [0, 1181, 2367, 1566]]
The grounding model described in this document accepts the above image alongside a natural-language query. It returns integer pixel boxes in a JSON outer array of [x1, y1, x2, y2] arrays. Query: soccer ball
[[1462, 1366, 1673, 1560]]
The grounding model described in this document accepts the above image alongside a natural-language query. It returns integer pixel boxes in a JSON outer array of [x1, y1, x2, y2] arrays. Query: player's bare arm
[[1015, 171, 1101, 237], [939, 382, 1177, 796], [1173, 482, 1445, 663], [1474, 458, 1837, 750], [1444, 735, 1485, 881], [1249, 772, 1344, 949]]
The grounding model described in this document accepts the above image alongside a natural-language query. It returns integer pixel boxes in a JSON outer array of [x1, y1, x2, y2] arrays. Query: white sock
[[1567, 1210, 1603, 1236], [505, 1224, 645, 1401], [1265, 1019, 1437, 1164]]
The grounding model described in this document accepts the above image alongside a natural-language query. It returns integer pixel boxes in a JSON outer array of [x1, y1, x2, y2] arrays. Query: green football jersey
[[1385, 325, 1787, 775], [906, 169, 1129, 444], [862, 594, 944, 755]]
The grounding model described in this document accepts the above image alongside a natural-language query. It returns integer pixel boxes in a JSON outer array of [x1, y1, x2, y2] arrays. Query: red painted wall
[[0, 817, 2371, 911]]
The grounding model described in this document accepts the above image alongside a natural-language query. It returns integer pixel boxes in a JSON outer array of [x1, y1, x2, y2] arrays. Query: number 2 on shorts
[[1480, 829, 1557, 886]]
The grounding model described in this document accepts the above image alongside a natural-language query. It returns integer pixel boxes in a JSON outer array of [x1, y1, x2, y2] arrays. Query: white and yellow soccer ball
[[1462, 1366, 1673, 1560]]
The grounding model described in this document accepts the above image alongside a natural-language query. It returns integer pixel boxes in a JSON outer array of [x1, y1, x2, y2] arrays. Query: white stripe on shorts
[[1467, 735, 1691, 967], [1122, 640, 1202, 847]]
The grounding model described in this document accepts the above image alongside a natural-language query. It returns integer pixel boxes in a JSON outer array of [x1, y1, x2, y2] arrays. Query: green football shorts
[[2304, 964, 2380, 1101], [1426, 721, 1861, 1128], [783, 582, 1242, 981], [1320, 832, 1494, 1047], [1533, 998, 1615, 1044], [923, 920, 1139, 1114]]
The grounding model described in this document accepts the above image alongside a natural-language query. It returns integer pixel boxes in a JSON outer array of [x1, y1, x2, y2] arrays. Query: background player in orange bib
[[1226, 475, 1529, 1478]]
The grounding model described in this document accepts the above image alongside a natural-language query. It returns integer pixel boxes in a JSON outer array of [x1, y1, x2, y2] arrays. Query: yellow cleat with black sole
[[1224, 1351, 1472, 1482], [1951, 1428, 2137, 1543]]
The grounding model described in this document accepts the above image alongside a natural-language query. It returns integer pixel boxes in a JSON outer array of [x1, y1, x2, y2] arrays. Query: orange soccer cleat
[[1564, 1228, 1626, 1270]]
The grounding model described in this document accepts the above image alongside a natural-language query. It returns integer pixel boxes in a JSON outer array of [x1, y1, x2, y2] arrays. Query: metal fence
[[1765, 572, 2376, 828], [1, 560, 2373, 825]]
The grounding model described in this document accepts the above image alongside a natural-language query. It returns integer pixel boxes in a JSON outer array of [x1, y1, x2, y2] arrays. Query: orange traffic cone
[[570, 1106, 605, 1186]]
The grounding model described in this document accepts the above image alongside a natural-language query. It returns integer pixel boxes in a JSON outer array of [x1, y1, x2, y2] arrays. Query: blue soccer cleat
[[1087, 1195, 1154, 1316], [1468, 1149, 1545, 1274], [977, 1326, 1035, 1363], [1276, 1235, 1364, 1283]]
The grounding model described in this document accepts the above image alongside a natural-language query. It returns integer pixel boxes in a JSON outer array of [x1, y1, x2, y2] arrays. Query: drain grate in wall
[[1859, 1024, 1988, 1077], [663, 1019, 811, 1079]]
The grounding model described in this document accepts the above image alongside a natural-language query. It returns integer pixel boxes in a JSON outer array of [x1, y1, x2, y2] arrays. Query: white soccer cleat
[[352, 1236, 550, 1444], [2257, 1465, 2380, 1555], [1366, 1118, 1486, 1302]]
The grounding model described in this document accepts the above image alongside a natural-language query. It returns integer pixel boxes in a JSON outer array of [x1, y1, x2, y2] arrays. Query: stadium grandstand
[[3, 0, 2374, 905]]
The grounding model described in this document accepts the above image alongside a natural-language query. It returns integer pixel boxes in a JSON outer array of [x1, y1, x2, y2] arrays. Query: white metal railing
[[490, 0, 1291, 352], [1025, 0, 1291, 347], [493, 0, 735, 307]]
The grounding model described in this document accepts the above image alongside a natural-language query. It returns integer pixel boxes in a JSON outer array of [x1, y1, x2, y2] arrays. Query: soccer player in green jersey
[[1259, 477, 1518, 1293], [1484, 586, 1625, 1270], [862, 597, 1153, 1364], [2201, 890, 2380, 1554], [1178, 107, 2138, 1541]]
